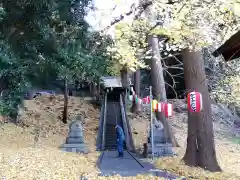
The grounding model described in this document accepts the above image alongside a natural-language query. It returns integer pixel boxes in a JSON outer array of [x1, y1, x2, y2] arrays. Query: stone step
[[106, 137, 116, 139], [106, 134, 116, 136], [106, 129, 116, 134], [105, 141, 117, 145], [105, 132, 116, 135], [106, 139, 117, 144], [106, 134, 116, 137], [105, 143, 117, 146], [106, 138, 116, 141], [106, 130, 116, 132], [105, 145, 117, 148], [146, 143, 174, 157], [105, 130, 116, 133], [106, 126, 116, 128], [106, 138, 117, 141]]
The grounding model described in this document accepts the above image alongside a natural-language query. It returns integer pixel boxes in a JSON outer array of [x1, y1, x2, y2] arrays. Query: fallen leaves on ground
[[0, 124, 100, 180], [0, 95, 101, 179], [155, 157, 240, 180], [127, 109, 240, 180], [2, 95, 240, 179], [0, 95, 160, 179]]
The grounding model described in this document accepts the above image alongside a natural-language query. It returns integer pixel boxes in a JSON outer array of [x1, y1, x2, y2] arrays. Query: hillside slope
[[0, 95, 100, 179]]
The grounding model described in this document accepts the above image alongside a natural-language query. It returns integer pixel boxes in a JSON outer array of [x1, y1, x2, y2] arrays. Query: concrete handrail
[[96, 96, 106, 150], [122, 95, 136, 153], [120, 94, 132, 151], [123, 104, 135, 153], [101, 92, 108, 150]]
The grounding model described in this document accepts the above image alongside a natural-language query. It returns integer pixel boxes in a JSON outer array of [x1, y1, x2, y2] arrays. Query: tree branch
[[164, 68, 177, 88], [165, 81, 178, 98], [101, 1, 153, 32]]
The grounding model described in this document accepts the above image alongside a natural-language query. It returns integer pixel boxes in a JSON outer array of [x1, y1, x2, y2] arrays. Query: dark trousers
[[117, 139, 124, 157]]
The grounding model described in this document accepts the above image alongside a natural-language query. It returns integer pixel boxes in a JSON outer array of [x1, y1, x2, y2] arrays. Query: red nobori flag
[[142, 96, 150, 104]]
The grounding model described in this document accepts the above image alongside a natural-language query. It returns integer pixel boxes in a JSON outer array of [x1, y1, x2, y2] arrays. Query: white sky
[[85, 0, 138, 34]]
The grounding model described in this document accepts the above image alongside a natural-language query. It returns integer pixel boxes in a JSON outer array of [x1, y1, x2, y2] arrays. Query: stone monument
[[144, 118, 173, 157], [60, 117, 88, 153]]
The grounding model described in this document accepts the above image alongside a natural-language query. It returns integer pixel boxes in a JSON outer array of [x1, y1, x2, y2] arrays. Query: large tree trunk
[[120, 66, 129, 104], [62, 77, 68, 124], [120, 66, 129, 88], [90, 82, 97, 97], [182, 49, 221, 172], [149, 35, 179, 147], [131, 69, 141, 113]]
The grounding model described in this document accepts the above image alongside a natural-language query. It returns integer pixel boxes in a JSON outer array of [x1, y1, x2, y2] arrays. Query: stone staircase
[[105, 102, 126, 150]]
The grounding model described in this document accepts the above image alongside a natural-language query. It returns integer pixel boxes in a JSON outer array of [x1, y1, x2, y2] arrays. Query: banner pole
[[150, 86, 154, 160]]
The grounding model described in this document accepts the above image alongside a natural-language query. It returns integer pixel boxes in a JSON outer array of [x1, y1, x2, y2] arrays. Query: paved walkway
[[97, 151, 185, 179]]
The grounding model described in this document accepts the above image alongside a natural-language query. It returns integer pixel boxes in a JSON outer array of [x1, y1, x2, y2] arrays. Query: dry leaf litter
[[0, 95, 159, 179], [1, 95, 240, 179]]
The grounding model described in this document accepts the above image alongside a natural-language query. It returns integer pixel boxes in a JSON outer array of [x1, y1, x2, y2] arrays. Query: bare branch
[[163, 66, 184, 71], [133, 0, 153, 20], [164, 68, 177, 88], [172, 55, 183, 65], [172, 73, 184, 78], [165, 81, 178, 98]]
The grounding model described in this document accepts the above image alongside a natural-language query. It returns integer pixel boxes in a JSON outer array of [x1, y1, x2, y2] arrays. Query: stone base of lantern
[[60, 143, 88, 154], [66, 137, 84, 144], [143, 143, 174, 158]]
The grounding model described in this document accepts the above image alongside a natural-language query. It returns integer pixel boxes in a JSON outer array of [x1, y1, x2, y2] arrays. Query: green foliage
[[213, 74, 240, 106], [0, 0, 115, 117], [109, 19, 149, 71], [0, 41, 30, 116], [152, 0, 240, 51], [109, 0, 240, 64], [0, 5, 5, 21]]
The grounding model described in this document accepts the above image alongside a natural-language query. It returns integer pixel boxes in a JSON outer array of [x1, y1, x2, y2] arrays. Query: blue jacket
[[116, 125, 125, 141]]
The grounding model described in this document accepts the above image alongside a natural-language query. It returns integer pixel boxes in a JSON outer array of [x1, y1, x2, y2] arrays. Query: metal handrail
[[124, 106, 135, 152], [101, 92, 108, 150]]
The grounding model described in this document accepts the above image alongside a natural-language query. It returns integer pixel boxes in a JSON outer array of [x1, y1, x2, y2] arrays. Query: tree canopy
[[106, 0, 240, 68], [108, 20, 149, 71], [0, 0, 115, 116], [1, 0, 240, 116], [147, 0, 240, 51]]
